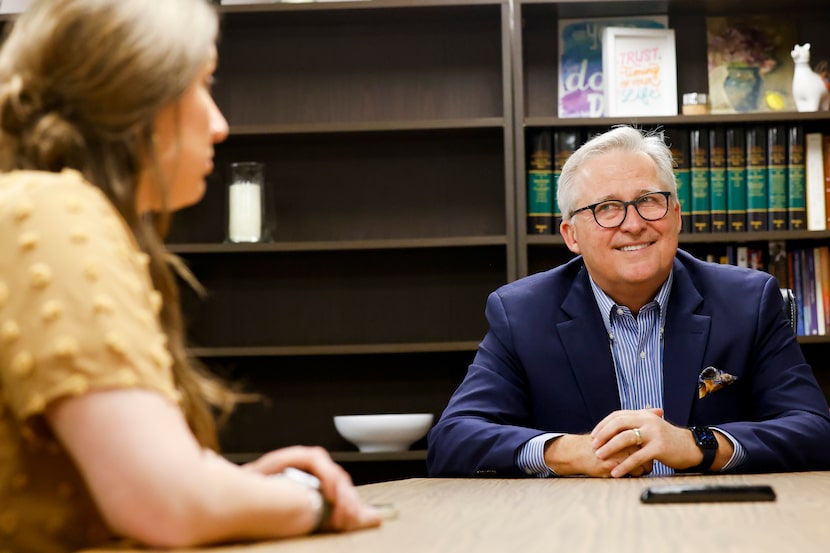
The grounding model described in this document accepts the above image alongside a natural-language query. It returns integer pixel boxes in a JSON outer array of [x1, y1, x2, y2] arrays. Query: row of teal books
[[669, 124, 812, 234], [526, 125, 825, 235], [707, 242, 830, 337]]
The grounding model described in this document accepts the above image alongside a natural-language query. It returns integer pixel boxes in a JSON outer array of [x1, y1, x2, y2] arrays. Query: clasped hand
[[243, 445, 382, 531], [545, 408, 705, 478]]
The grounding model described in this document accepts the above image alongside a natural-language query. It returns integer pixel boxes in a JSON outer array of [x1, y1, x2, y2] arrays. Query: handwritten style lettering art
[[557, 16, 668, 118], [697, 366, 738, 399], [602, 27, 677, 117], [618, 48, 662, 104]]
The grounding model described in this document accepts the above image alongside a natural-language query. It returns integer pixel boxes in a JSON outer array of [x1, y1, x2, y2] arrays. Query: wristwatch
[[276, 468, 332, 532], [687, 426, 718, 473]]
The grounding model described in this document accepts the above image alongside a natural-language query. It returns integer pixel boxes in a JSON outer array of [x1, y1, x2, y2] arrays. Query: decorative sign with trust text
[[602, 27, 678, 117]]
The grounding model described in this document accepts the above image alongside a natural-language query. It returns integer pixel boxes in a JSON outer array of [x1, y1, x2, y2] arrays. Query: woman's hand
[[243, 446, 382, 532]]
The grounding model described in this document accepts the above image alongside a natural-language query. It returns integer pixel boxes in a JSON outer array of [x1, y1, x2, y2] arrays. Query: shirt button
[[639, 351, 646, 359], [616, 308, 624, 315]]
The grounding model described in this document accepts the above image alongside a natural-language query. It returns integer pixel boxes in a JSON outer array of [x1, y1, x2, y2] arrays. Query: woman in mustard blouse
[[0, 1, 381, 551]]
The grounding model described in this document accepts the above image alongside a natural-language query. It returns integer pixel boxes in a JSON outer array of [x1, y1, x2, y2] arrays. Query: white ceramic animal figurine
[[791, 43, 830, 112]]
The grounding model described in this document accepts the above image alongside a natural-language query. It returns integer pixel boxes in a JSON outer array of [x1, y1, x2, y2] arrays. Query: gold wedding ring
[[632, 427, 642, 446]]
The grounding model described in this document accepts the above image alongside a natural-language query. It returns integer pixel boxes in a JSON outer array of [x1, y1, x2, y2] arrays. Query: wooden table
[[82, 471, 830, 553]]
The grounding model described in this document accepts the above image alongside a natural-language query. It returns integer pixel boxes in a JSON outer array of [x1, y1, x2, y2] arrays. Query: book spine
[[820, 246, 830, 333], [736, 246, 749, 268], [725, 244, 736, 266], [726, 127, 747, 232], [709, 128, 727, 232], [553, 130, 581, 231], [823, 135, 830, 230], [748, 247, 764, 270], [527, 130, 554, 234], [814, 247, 826, 335], [803, 247, 818, 335], [792, 248, 804, 335], [766, 125, 788, 230], [805, 132, 826, 231], [746, 125, 768, 231], [787, 125, 807, 230], [767, 240, 788, 288], [665, 127, 692, 233], [690, 128, 711, 233]]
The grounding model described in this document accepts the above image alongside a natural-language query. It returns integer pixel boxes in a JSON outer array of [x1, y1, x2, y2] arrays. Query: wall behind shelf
[[215, 5, 505, 126], [213, 351, 471, 454], [179, 247, 502, 347], [168, 129, 508, 244]]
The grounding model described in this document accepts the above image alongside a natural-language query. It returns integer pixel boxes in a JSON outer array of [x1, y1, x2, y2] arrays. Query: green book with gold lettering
[[553, 129, 581, 230], [690, 128, 711, 233], [527, 130, 553, 234], [726, 127, 747, 232], [664, 127, 691, 233], [709, 128, 727, 233], [767, 125, 788, 230], [746, 125, 768, 231], [787, 124, 807, 230]]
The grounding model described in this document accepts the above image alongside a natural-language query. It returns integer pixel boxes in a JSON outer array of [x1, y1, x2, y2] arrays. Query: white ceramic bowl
[[333, 413, 434, 453]]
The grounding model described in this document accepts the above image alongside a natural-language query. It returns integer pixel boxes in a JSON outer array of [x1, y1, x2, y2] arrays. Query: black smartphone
[[640, 484, 776, 504]]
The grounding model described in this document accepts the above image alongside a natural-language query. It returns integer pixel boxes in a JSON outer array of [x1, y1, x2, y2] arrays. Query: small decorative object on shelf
[[682, 92, 709, 115], [790, 43, 830, 112], [226, 161, 272, 243]]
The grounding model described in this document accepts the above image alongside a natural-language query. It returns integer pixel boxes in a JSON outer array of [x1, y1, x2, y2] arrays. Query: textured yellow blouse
[[0, 169, 181, 553]]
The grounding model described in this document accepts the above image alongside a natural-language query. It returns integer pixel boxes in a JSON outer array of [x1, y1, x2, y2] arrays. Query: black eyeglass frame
[[570, 191, 673, 229]]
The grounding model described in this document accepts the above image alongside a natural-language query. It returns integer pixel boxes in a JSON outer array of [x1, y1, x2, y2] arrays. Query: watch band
[[687, 426, 718, 473]]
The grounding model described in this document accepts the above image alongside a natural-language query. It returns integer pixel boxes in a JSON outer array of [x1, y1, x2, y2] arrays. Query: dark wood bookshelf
[[162, 0, 830, 479]]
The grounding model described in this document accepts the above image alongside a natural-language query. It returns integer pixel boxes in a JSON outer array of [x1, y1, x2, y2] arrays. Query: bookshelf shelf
[[525, 111, 830, 129], [223, 450, 428, 466], [527, 230, 830, 247], [188, 341, 480, 358], [229, 118, 506, 136], [167, 236, 508, 254]]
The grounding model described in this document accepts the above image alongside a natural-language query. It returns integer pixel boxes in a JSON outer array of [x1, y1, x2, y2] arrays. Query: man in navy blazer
[[427, 126, 830, 478]]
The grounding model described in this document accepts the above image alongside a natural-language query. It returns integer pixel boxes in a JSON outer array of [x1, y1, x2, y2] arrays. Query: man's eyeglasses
[[570, 191, 672, 229]]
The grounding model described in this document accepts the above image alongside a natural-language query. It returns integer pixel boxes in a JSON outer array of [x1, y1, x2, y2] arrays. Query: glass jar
[[226, 161, 272, 243]]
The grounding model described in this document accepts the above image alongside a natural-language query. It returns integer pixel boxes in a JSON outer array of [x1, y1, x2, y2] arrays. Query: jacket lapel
[[662, 259, 710, 427], [557, 266, 622, 422]]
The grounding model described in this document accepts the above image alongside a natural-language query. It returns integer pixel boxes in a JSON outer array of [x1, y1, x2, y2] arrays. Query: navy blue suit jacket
[[427, 250, 830, 476]]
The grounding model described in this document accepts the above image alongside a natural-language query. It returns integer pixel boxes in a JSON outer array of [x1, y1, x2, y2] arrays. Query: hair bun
[[0, 73, 84, 171]]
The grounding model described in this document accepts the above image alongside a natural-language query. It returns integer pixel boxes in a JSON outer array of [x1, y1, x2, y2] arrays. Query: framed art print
[[602, 27, 678, 117]]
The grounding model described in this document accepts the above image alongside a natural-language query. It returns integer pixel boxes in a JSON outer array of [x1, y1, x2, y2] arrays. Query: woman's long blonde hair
[[0, 0, 236, 449]]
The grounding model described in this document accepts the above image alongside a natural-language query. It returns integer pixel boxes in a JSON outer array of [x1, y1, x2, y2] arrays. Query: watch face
[[692, 426, 718, 449]]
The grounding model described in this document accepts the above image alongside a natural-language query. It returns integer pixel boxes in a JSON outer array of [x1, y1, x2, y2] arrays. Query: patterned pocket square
[[698, 366, 737, 399]]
